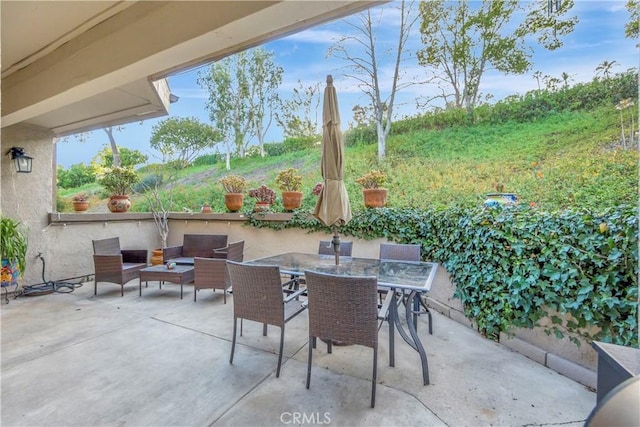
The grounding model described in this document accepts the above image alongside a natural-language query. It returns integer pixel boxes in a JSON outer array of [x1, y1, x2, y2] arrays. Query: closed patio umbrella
[[313, 75, 352, 265]]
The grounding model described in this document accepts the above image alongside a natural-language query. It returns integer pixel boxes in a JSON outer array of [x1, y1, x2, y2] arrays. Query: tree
[[417, 0, 577, 117], [275, 80, 322, 139], [248, 49, 283, 157], [328, 0, 419, 160], [625, 0, 639, 39], [149, 117, 220, 168], [595, 60, 619, 80], [92, 146, 147, 169], [198, 47, 282, 168]]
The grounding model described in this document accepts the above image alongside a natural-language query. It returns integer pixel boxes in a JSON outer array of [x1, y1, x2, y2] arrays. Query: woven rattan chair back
[[227, 260, 305, 378], [379, 243, 421, 261], [193, 258, 229, 303], [304, 270, 379, 407], [226, 240, 244, 262], [182, 234, 228, 258], [318, 240, 353, 256], [227, 261, 285, 327], [92, 237, 121, 255]]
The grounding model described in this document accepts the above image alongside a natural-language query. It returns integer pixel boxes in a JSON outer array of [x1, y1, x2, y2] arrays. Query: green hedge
[[250, 204, 638, 346]]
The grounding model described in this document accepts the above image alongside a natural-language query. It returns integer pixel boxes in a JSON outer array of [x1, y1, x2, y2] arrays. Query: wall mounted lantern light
[[7, 147, 33, 173]]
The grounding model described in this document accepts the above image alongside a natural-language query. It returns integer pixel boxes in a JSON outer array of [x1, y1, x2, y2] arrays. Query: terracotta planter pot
[[108, 195, 131, 213], [282, 191, 303, 211], [254, 202, 271, 212], [200, 205, 213, 213], [224, 193, 244, 212], [72, 201, 89, 212], [151, 249, 164, 266], [363, 188, 387, 208]]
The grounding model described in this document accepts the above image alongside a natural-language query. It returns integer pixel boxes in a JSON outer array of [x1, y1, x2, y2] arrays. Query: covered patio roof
[[1, 0, 383, 136]]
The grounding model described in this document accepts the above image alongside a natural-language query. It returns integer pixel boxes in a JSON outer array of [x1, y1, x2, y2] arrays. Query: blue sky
[[57, 1, 637, 168]]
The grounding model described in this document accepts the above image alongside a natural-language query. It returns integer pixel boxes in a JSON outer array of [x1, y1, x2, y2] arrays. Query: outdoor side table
[[139, 265, 194, 299]]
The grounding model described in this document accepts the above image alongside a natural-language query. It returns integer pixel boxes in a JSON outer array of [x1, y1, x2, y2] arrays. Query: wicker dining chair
[[92, 237, 147, 296], [194, 241, 244, 303], [304, 270, 379, 408], [285, 240, 354, 293], [318, 240, 353, 256], [379, 243, 433, 334], [227, 260, 306, 378]]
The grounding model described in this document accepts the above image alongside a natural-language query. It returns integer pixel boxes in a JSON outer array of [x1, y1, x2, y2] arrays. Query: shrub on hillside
[[283, 136, 318, 152], [344, 125, 376, 146], [192, 154, 219, 166], [57, 164, 96, 189]]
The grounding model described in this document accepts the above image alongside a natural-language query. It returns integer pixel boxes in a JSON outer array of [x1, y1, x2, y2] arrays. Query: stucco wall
[[1, 124, 56, 285]]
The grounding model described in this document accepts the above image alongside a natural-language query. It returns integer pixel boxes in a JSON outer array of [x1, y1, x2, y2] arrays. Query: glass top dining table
[[244, 252, 439, 386], [245, 252, 437, 293]]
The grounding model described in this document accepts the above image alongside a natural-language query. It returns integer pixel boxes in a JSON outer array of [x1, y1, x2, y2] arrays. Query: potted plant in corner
[[356, 170, 387, 208], [276, 167, 303, 211], [249, 185, 276, 212], [1, 216, 28, 290], [219, 175, 247, 212], [71, 192, 90, 212], [98, 166, 140, 213]]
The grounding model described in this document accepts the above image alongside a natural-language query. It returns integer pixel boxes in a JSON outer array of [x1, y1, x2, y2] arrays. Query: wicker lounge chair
[[304, 270, 380, 408], [193, 241, 244, 303], [92, 237, 147, 296], [227, 260, 306, 378]]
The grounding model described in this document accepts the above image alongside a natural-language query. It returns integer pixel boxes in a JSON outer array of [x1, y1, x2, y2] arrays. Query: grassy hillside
[[58, 104, 637, 214]]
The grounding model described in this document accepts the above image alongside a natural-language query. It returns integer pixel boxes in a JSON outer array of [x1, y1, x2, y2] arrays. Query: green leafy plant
[[1, 216, 28, 276], [98, 166, 140, 196], [275, 167, 303, 192], [356, 170, 387, 189], [219, 175, 247, 193], [249, 185, 276, 204]]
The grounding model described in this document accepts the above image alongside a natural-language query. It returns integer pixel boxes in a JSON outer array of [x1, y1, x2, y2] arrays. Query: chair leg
[[223, 289, 226, 304], [312, 337, 317, 349], [240, 319, 243, 336], [263, 323, 268, 336], [327, 340, 332, 354], [371, 347, 378, 408], [94, 281, 97, 296], [121, 285, 124, 297], [230, 317, 237, 364], [276, 326, 285, 378], [306, 336, 313, 389], [194, 289, 197, 302]]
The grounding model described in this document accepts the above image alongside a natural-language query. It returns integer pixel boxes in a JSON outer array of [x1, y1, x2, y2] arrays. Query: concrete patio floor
[[1, 280, 596, 426]]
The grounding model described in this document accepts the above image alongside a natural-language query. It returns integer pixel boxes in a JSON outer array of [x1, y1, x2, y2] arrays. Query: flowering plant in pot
[[276, 168, 303, 210], [356, 170, 387, 208], [1, 216, 28, 288], [98, 166, 140, 212], [249, 185, 276, 211], [219, 175, 247, 212], [71, 192, 90, 212]]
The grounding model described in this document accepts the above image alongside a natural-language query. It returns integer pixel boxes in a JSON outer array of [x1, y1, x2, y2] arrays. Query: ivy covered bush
[[256, 204, 638, 347]]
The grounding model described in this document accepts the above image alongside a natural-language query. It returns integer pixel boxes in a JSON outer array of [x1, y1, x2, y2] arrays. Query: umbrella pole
[[332, 225, 341, 265]]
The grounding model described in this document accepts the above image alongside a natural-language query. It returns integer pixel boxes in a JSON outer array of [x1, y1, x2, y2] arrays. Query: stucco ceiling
[[1, 0, 383, 136]]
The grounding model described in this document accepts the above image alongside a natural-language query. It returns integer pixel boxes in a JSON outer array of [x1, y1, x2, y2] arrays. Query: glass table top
[[245, 252, 437, 292]]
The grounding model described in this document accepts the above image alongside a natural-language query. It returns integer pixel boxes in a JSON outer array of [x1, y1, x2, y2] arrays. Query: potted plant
[[98, 166, 140, 213], [219, 175, 247, 212], [356, 170, 387, 208], [71, 192, 89, 212], [1, 216, 28, 289], [249, 185, 276, 211], [275, 167, 303, 210]]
